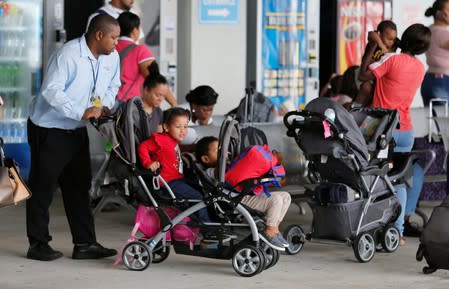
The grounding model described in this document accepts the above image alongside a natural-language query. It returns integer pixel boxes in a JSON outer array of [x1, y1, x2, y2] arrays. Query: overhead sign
[[199, 0, 240, 24]]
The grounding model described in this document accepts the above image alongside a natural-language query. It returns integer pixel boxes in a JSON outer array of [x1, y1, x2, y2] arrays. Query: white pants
[[241, 191, 291, 227]]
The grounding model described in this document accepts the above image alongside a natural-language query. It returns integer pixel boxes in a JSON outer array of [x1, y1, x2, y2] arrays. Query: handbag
[[0, 139, 31, 207]]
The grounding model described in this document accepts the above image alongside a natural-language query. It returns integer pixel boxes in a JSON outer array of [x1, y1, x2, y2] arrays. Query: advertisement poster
[[337, 0, 389, 74], [262, 0, 307, 111]]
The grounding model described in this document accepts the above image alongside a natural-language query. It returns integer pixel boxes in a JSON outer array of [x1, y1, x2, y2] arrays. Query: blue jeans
[[421, 72, 449, 106], [392, 130, 423, 235], [168, 179, 211, 223]]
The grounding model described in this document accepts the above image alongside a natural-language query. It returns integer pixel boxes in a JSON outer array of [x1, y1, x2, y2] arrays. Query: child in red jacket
[[138, 107, 211, 223]]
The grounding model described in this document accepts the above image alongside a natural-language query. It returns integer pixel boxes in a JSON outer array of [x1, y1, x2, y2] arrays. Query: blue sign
[[199, 0, 240, 24]]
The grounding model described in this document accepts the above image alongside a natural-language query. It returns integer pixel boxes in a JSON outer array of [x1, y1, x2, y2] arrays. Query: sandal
[[400, 237, 406, 246]]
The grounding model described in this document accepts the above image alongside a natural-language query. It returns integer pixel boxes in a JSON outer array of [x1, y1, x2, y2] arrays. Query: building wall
[[177, 0, 247, 114]]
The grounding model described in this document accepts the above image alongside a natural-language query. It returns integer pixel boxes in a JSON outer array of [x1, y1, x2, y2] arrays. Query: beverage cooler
[[0, 0, 64, 179], [336, 0, 392, 74], [255, 0, 320, 112]]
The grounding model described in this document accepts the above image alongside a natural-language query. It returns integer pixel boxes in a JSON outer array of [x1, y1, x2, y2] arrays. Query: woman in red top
[[138, 107, 211, 223], [359, 23, 431, 245]]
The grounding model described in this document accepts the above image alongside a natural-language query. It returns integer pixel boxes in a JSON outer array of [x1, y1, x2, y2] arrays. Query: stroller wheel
[[232, 245, 266, 277], [353, 232, 376, 263], [381, 224, 400, 253], [283, 224, 305, 255], [152, 242, 171, 264], [122, 241, 153, 271], [260, 242, 280, 270]]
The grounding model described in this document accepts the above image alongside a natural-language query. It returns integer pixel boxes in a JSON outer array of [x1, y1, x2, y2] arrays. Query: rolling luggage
[[416, 194, 449, 274]]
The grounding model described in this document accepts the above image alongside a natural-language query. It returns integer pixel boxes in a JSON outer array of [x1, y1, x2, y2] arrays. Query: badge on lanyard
[[89, 58, 101, 108], [90, 94, 102, 108]]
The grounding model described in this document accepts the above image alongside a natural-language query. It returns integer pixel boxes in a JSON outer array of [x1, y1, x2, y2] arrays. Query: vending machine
[[335, 0, 392, 74], [0, 0, 64, 178], [256, 0, 319, 113]]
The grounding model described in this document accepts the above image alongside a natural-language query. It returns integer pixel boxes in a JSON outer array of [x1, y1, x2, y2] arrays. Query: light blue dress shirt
[[29, 35, 121, 130]]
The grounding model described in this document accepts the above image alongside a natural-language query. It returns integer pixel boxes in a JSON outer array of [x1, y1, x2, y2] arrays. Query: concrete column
[[177, 0, 247, 114]]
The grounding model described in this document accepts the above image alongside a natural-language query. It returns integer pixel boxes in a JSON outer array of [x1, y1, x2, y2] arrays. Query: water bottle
[[2, 2, 9, 26], [0, 31, 4, 57], [13, 92, 22, 118], [12, 63, 19, 86], [3, 123, 11, 143], [6, 32, 14, 57], [0, 5, 4, 26], [11, 122, 19, 143], [4, 64, 12, 87], [17, 121, 26, 143], [2, 92, 11, 119], [9, 3, 17, 26], [0, 65, 4, 86]]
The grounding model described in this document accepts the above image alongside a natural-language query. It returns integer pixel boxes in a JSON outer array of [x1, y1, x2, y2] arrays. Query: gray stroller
[[283, 97, 401, 263], [91, 106, 285, 277]]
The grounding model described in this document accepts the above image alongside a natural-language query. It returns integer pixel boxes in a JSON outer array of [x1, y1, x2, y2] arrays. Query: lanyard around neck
[[88, 58, 100, 94]]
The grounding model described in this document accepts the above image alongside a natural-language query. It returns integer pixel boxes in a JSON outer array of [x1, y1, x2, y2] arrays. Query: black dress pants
[[26, 119, 96, 245]]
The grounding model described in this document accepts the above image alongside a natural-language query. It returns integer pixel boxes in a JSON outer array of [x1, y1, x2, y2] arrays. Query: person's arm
[[368, 31, 388, 54], [358, 42, 377, 82], [102, 52, 121, 109], [138, 137, 159, 170], [40, 51, 87, 121], [164, 90, 177, 107]]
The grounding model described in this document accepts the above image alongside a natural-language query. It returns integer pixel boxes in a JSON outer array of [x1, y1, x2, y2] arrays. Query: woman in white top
[[421, 0, 449, 106]]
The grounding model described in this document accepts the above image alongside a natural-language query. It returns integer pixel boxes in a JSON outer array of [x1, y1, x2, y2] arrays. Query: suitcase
[[416, 195, 449, 274]]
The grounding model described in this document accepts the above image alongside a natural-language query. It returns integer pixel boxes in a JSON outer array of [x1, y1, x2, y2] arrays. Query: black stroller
[[91, 106, 285, 277], [283, 97, 402, 263]]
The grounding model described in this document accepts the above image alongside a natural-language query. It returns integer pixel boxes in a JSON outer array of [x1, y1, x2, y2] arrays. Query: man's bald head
[[85, 14, 120, 58], [87, 14, 119, 37]]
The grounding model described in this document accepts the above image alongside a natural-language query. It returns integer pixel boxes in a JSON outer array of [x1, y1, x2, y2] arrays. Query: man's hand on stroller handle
[[82, 106, 103, 120]]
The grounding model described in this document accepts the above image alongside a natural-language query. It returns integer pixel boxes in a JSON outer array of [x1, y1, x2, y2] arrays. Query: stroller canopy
[[304, 97, 370, 168]]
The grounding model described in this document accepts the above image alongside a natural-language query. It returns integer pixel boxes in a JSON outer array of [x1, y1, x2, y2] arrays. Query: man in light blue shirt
[[26, 14, 121, 261]]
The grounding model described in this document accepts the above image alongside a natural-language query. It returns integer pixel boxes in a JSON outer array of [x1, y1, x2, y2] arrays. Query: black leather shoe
[[27, 243, 63, 261], [72, 242, 117, 260], [403, 221, 422, 237]]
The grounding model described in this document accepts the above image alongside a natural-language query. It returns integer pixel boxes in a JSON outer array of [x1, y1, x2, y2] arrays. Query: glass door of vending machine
[[257, 0, 319, 116], [0, 0, 43, 178]]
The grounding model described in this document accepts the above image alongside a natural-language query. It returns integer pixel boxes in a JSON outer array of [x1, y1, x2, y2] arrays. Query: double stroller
[[92, 99, 285, 277], [283, 97, 403, 263]]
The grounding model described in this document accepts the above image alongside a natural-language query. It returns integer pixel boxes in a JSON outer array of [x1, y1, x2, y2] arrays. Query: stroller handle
[[89, 115, 115, 130], [283, 110, 341, 135]]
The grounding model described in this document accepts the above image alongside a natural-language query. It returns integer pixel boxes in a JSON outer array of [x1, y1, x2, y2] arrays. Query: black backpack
[[228, 88, 275, 123], [416, 195, 449, 274]]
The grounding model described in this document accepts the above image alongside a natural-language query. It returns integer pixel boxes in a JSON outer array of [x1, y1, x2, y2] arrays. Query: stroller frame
[[283, 99, 401, 263], [92, 113, 283, 277]]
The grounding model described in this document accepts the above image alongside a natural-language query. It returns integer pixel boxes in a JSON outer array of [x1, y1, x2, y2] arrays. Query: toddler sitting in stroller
[[195, 136, 290, 249], [138, 107, 211, 224]]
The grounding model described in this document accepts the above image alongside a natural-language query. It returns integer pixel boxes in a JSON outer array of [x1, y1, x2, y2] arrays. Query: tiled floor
[[0, 196, 448, 289]]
